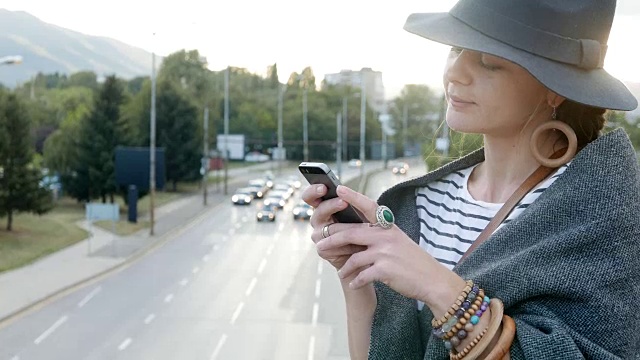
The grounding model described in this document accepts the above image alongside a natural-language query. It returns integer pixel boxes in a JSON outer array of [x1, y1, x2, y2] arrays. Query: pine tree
[[76, 75, 126, 203], [156, 81, 202, 191], [0, 93, 53, 231]]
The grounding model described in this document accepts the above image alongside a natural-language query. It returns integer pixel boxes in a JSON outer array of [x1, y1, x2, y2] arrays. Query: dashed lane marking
[[34, 316, 68, 345]]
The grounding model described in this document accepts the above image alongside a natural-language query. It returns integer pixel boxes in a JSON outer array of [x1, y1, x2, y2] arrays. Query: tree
[[155, 80, 202, 190], [76, 75, 127, 203], [0, 92, 53, 231]]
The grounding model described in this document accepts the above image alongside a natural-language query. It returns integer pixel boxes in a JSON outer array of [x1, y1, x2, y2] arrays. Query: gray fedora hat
[[404, 0, 638, 111]]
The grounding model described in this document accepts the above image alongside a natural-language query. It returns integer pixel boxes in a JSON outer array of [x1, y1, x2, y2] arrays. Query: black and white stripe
[[416, 164, 568, 270]]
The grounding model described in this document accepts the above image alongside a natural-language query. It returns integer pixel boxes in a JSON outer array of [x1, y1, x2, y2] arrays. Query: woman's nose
[[444, 50, 473, 86]]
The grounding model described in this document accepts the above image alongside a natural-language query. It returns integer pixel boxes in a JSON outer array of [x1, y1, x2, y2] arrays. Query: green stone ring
[[370, 205, 394, 229]]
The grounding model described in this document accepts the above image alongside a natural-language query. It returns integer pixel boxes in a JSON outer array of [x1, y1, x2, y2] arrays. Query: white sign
[[86, 203, 120, 222]]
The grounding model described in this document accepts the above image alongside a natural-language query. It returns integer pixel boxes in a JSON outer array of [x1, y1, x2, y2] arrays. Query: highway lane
[[0, 167, 361, 360]]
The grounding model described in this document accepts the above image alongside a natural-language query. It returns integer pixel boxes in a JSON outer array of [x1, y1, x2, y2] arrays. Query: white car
[[244, 152, 270, 162], [348, 159, 362, 167]]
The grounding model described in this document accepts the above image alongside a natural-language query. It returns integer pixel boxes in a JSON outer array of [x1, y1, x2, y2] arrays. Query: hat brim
[[404, 13, 638, 111]]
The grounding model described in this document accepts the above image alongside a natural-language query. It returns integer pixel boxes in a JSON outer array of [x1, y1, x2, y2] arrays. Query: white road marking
[[245, 277, 258, 296], [118, 338, 132, 351], [257, 258, 267, 274], [180, 278, 189, 286], [228, 229, 235, 236], [235, 222, 241, 229], [315, 279, 322, 298], [307, 336, 316, 360], [317, 261, 323, 276], [312, 303, 319, 327], [77, 286, 102, 308], [241, 216, 248, 222], [203, 254, 210, 262], [34, 316, 68, 345], [192, 266, 200, 274], [278, 223, 285, 232], [230, 302, 244, 325], [266, 244, 274, 256], [213, 244, 220, 251], [144, 313, 156, 324], [222, 236, 229, 242], [209, 334, 228, 360], [164, 294, 174, 303]]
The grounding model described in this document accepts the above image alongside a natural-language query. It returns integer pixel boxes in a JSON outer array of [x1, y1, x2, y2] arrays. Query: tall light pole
[[149, 51, 157, 236], [202, 107, 209, 205], [359, 77, 366, 177], [277, 84, 285, 174], [302, 85, 309, 162], [402, 102, 408, 157], [223, 66, 230, 195], [342, 94, 348, 161], [336, 113, 343, 179]]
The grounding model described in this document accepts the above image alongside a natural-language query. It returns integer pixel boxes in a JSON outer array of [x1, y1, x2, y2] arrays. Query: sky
[[2, 0, 640, 99]]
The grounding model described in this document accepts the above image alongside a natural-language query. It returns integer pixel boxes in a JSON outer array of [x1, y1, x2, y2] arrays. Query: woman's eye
[[480, 56, 501, 71]]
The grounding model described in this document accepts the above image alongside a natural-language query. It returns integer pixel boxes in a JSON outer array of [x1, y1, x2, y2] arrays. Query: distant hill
[[0, 9, 152, 87]]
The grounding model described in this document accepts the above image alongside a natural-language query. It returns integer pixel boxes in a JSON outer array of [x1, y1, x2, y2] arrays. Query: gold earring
[[530, 107, 578, 168]]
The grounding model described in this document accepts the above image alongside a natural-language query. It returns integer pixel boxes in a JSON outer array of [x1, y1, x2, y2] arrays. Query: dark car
[[256, 203, 277, 222], [263, 190, 287, 209], [292, 202, 314, 220], [231, 187, 254, 205], [247, 179, 269, 198], [391, 162, 409, 175]]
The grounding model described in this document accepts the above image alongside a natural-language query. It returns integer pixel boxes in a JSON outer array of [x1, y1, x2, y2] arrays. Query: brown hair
[[556, 100, 607, 148]]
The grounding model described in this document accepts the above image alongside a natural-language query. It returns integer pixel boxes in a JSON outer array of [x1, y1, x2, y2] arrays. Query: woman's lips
[[449, 95, 475, 108]]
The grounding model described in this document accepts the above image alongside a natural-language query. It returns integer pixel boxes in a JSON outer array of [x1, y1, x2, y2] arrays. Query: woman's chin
[[445, 117, 481, 134]]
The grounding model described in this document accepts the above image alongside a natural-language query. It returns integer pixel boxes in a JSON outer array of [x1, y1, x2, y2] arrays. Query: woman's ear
[[547, 92, 566, 108]]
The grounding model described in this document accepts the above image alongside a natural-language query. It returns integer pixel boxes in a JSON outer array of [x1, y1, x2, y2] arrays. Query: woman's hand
[[301, 184, 367, 271], [316, 185, 466, 306]]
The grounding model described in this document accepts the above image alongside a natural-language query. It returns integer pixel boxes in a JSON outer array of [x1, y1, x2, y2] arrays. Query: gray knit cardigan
[[369, 129, 640, 359]]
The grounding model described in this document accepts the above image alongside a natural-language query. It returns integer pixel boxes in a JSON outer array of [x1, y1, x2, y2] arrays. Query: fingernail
[[337, 269, 343, 278], [348, 281, 355, 289], [317, 185, 325, 194], [337, 185, 346, 195], [337, 199, 345, 207]]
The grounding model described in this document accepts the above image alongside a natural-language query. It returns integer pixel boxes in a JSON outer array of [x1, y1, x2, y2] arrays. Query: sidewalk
[[0, 160, 380, 324]]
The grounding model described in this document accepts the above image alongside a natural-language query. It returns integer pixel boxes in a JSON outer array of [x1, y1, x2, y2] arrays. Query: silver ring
[[322, 223, 333, 239], [368, 205, 394, 229]]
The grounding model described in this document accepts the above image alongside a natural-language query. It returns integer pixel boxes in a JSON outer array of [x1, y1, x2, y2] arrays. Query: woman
[[302, 0, 640, 359]]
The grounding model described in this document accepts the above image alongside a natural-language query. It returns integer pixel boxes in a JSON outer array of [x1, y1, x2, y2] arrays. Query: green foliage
[[74, 75, 128, 203], [605, 111, 640, 152], [423, 127, 484, 171], [0, 92, 53, 231], [154, 80, 202, 190]]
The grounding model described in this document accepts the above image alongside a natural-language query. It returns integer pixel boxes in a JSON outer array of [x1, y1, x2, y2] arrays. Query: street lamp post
[[302, 85, 309, 162], [149, 52, 157, 236], [0, 55, 22, 66], [336, 113, 343, 179], [277, 84, 285, 175], [359, 78, 366, 177], [223, 66, 230, 195]]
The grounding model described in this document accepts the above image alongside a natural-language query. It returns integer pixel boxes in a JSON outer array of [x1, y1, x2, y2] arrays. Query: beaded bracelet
[[431, 289, 485, 340], [432, 280, 475, 328], [443, 295, 489, 349], [450, 298, 506, 360]]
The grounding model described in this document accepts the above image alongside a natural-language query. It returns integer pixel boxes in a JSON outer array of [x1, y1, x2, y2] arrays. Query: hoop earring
[[530, 112, 578, 168]]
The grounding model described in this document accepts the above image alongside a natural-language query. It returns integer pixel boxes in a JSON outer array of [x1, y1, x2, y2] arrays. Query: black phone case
[[299, 164, 365, 223]]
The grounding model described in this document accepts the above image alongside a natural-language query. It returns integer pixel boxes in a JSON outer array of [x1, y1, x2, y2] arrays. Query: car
[[348, 159, 362, 167], [391, 162, 410, 175], [272, 182, 294, 198], [247, 179, 269, 198], [244, 151, 270, 162], [286, 175, 302, 190], [231, 187, 254, 205], [292, 202, 314, 220], [256, 203, 277, 222], [263, 190, 288, 209]]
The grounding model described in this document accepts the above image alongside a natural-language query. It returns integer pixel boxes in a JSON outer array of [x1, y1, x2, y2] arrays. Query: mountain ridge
[[0, 9, 152, 86]]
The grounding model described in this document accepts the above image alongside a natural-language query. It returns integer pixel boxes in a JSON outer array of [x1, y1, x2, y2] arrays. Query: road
[[0, 160, 425, 360]]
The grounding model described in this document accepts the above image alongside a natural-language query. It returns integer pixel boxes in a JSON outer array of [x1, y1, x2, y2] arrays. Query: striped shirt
[[416, 164, 568, 269]]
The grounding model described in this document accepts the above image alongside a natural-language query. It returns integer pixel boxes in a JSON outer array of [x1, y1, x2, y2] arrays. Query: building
[[323, 68, 386, 113]]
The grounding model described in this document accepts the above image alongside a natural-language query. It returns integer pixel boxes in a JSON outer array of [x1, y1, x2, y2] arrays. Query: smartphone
[[298, 162, 366, 223]]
